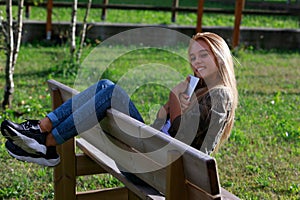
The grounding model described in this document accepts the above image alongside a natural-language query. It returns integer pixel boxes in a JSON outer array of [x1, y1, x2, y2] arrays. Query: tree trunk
[[3, 0, 15, 109], [13, 0, 24, 67], [70, 0, 77, 59], [76, 0, 92, 63], [2, 0, 24, 109]]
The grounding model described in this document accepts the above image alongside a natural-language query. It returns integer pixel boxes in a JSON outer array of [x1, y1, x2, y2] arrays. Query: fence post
[[232, 0, 245, 48], [171, 0, 179, 22], [196, 0, 205, 33], [46, 0, 53, 40], [25, 2, 30, 19], [102, 0, 109, 20]]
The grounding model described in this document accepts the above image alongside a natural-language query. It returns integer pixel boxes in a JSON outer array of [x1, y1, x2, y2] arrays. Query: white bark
[[3, 0, 15, 108], [13, 0, 24, 67], [76, 0, 92, 63], [2, 0, 24, 108], [70, 0, 78, 59]]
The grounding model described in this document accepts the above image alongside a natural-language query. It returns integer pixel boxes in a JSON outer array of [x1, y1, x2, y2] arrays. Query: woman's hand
[[178, 93, 190, 112], [171, 78, 189, 96], [172, 76, 191, 111], [169, 76, 191, 122]]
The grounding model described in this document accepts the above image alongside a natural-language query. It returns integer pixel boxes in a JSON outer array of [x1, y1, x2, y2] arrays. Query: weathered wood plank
[[49, 85, 77, 200], [76, 153, 107, 176], [76, 138, 164, 200], [221, 188, 240, 200], [97, 109, 220, 195], [165, 150, 187, 200], [48, 79, 79, 101], [76, 187, 128, 200]]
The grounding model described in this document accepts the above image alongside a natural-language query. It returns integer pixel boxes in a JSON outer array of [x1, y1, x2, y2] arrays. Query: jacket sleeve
[[199, 87, 232, 154], [168, 87, 232, 155], [150, 117, 167, 131]]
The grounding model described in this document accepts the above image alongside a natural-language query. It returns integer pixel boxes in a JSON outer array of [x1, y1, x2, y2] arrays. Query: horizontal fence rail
[[1, 0, 300, 18], [1, 0, 299, 48]]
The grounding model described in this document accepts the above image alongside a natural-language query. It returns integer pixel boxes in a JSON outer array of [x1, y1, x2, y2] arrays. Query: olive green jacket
[[151, 86, 232, 155]]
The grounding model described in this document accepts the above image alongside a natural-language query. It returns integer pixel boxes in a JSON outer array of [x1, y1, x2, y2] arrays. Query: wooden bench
[[47, 79, 239, 200]]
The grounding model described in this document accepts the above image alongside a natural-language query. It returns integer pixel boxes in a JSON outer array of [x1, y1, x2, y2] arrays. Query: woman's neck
[[199, 75, 224, 89]]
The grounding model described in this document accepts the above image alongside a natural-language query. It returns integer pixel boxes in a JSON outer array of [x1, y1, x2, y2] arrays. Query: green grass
[[0, 42, 299, 199], [0, 2, 299, 199], [216, 49, 300, 199]]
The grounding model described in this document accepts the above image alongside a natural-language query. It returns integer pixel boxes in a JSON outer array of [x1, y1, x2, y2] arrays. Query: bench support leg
[[166, 150, 188, 200], [51, 88, 77, 200], [54, 139, 76, 200], [128, 189, 141, 200]]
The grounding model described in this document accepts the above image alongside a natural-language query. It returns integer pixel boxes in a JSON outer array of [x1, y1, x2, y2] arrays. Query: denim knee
[[96, 79, 115, 92]]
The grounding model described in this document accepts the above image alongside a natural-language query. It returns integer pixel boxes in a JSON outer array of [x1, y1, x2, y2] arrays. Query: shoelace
[[22, 120, 39, 129]]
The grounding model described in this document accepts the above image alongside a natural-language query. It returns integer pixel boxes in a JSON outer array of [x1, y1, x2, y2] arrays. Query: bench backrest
[[47, 79, 221, 200]]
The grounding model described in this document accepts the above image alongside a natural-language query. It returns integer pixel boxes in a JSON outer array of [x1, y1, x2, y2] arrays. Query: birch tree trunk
[[3, 0, 15, 109], [76, 0, 92, 63], [2, 0, 24, 109], [13, 0, 24, 67], [70, 0, 77, 59]]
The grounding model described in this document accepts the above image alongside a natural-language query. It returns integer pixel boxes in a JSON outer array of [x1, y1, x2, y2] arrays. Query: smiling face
[[189, 39, 219, 81]]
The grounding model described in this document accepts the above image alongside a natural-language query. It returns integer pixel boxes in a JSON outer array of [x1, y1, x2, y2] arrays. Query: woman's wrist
[[157, 106, 167, 118], [169, 91, 182, 123], [156, 102, 169, 119]]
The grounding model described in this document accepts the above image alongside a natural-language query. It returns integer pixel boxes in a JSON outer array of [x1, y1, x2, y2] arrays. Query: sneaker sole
[[2, 126, 47, 155], [6, 147, 60, 167]]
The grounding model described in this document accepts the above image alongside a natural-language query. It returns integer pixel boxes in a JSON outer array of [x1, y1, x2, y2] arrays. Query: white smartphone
[[186, 75, 199, 100]]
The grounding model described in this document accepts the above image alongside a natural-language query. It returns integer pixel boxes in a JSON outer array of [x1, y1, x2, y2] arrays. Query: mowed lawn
[[0, 41, 299, 199], [0, 2, 299, 198]]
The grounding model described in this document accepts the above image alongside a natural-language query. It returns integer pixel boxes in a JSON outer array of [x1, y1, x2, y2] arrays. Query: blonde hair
[[190, 32, 238, 152]]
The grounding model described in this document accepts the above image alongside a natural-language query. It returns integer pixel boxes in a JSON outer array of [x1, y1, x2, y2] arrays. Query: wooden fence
[[1, 0, 299, 48], [3, 0, 299, 20]]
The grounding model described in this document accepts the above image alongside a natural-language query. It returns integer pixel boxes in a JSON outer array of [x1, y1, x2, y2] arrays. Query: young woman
[[1, 32, 238, 167]]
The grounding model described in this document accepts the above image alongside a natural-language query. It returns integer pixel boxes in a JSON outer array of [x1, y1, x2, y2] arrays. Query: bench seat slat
[[80, 126, 167, 192], [96, 109, 220, 195], [76, 138, 165, 200], [48, 79, 79, 100]]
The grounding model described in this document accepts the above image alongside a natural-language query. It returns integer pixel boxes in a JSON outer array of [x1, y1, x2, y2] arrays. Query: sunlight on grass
[[0, 1, 299, 198], [0, 40, 299, 199]]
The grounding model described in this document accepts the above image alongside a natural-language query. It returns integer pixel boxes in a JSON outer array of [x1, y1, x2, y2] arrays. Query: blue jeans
[[47, 79, 144, 144]]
